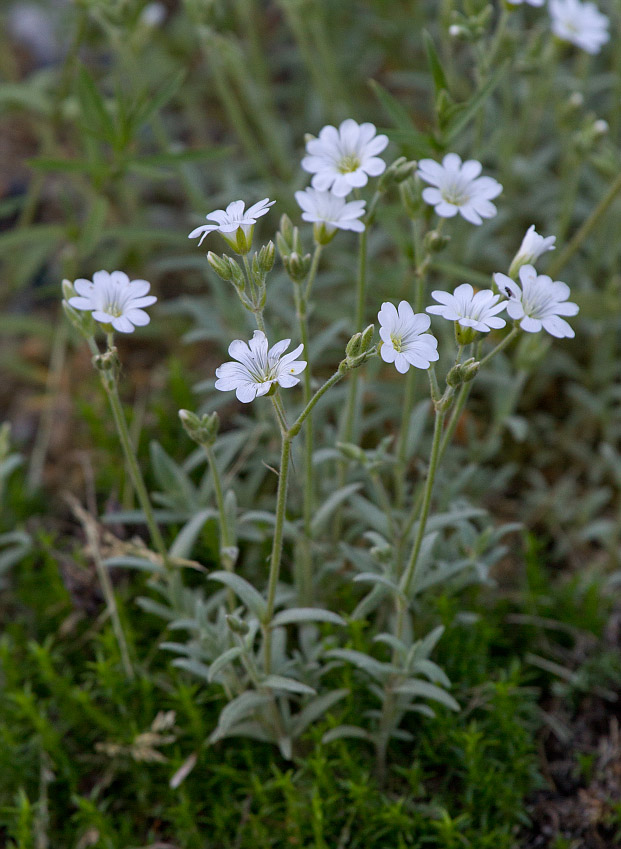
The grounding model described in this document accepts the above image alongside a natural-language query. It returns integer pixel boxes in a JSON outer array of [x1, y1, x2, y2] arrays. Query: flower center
[[390, 333, 403, 353], [441, 180, 470, 207], [103, 299, 124, 317], [338, 153, 361, 174]]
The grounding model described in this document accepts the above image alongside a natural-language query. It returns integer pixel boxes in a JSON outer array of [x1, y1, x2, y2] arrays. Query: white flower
[[509, 225, 556, 276], [417, 153, 502, 225], [378, 301, 439, 374], [188, 198, 275, 253], [215, 330, 306, 403], [493, 265, 579, 338], [301, 119, 388, 198], [427, 284, 507, 333], [68, 270, 157, 333], [506, 0, 545, 6], [549, 0, 609, 55], [295, 188, 366, 243]]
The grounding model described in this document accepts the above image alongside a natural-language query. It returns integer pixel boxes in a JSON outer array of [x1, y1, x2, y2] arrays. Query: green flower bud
[[179, 409, 220, 447], [284, 251, 311, 282], [400, 177, 425, 219], [461, 358, 480, 382], [345, 332, 362, 359], [228, 258, 245, 291], [336, 441, 366, 463], [446, 363, 464, 387], [207, 252, 233, 281], [423, 229, 450, 254], [378, 156, 418, 192], [359, 324, 375, 353], [279, 214, 294, 248], [226, 614, 250, 635], [258, 241, 275, 273]]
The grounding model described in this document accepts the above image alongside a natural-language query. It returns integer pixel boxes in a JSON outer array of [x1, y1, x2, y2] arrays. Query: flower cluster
[[296, 119, 389, 242]]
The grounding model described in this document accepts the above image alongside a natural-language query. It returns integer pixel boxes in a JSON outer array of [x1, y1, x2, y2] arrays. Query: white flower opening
[[494, 265, 579, 338], [427, 284, 507, 333], [68, 270, 157, 334], [188, 198, 275, 252], [378, 301, 439, 374], [549, 0, 609, 55], [294, 188, 366, 242], [301, 119, 389, 198], [215, 330, 307, 403], [417, 153, 503, 225]]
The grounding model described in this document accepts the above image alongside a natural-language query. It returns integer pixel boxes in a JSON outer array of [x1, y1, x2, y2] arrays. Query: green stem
[[263, 431, 292, 673], [100, 359, 169, 568], [547, 169, 621, 279], [398, 400, 446, 622], [205, 443, 235, 610], [478, 326, 520, 368]]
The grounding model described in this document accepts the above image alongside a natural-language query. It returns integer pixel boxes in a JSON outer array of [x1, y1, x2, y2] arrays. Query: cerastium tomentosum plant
[[63, 111, 582, 772]]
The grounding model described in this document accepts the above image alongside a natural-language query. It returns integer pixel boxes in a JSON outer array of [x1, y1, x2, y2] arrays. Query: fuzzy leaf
[[395, 679, 459, 711], [322, 725, 373, 744], [210, 692, 272, 740], [291, 689, 349, 737], [262, 675, 316, 696], [271, 608, 346, 628], [209, 571, 267, 619], [169, 508, 217, 559], [327, 649, 396, 682], [208, 647, 243, 682]]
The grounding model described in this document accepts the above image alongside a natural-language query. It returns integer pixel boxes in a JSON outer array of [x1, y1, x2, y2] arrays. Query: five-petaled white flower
[[215, 330, 307, 403], [188, 198, 275, 254], [295, 188, 366, 243], [378, 301, 439, 374], [549, 0, 609, 55], [301, 119, 388, 198], [417, 153, 502, 225], [68, 270, 157, 334], [494, 265, 579, 338], [427, 284, 507, 333]]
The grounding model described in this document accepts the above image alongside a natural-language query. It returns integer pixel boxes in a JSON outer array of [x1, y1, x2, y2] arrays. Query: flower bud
[[423, 229, 450, 254], [378, 156, 418, 192], [179, 409, 219, 446], [400, 177, 425, 219], [446, 363, 464, 387], [228, 258, 245, 291], [258, 241, 275, 273], [336, 441, 366, 464], [284, 251, 311, 282], [221, 546, 239, 570], [359, 324, 375, 353], [61, 278, 75, 300], [207, 252, 233, 280], [226, 614, 249, 635], [345, 332, 362, 359], [461, 358, 480, 382]]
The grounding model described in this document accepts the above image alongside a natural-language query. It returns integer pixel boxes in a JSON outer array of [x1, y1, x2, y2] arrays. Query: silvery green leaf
[[278, 736, 293, 760], [210, 692, 272, 740], [310, 483, 362, 535], [239, 510, 298, 538], [223, 489, 237, 545], [412, 659, 451, 688], [103, 556, 166, 574], [150, 440, 197, 508], [137, 597, 176, 620], [212, 721, 272, 744], [208, 647, 243, 682], [271, 608, 346, 627], [209, 571, 267, 619], [172, 658, 212, 683], [372, 633, 407, 657], [169, 508, 217, 559], [418, 625, 445, 656], [353, 572, 405, 600], [291, 689, 349, 737], [322, 725, 373, 744], [395, 679, 459, 711], [326, 649, 396, 682], [262, 675, 316, 696], [351, 584, 390, 621], [348, 495, 391, 535]]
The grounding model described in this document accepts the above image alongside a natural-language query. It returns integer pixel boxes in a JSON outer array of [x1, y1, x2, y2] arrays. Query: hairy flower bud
[[207, 252, 233, 280], [226, 614, 249, 635], [179, 409, 219, 446], [258, 241, 275, 273], [423, 229, 450, 254], [378, 156, 418, 192]]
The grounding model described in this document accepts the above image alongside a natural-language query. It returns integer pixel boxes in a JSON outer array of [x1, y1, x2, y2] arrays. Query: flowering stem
[[242, 254, 266, 333], [478, 326, 520, 368], [263, 430, 292, 673], [398, 395, 446, 614], [295, 244, 322, 603], [99, 345, 169, 568], [546, 169, 621, 279]]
